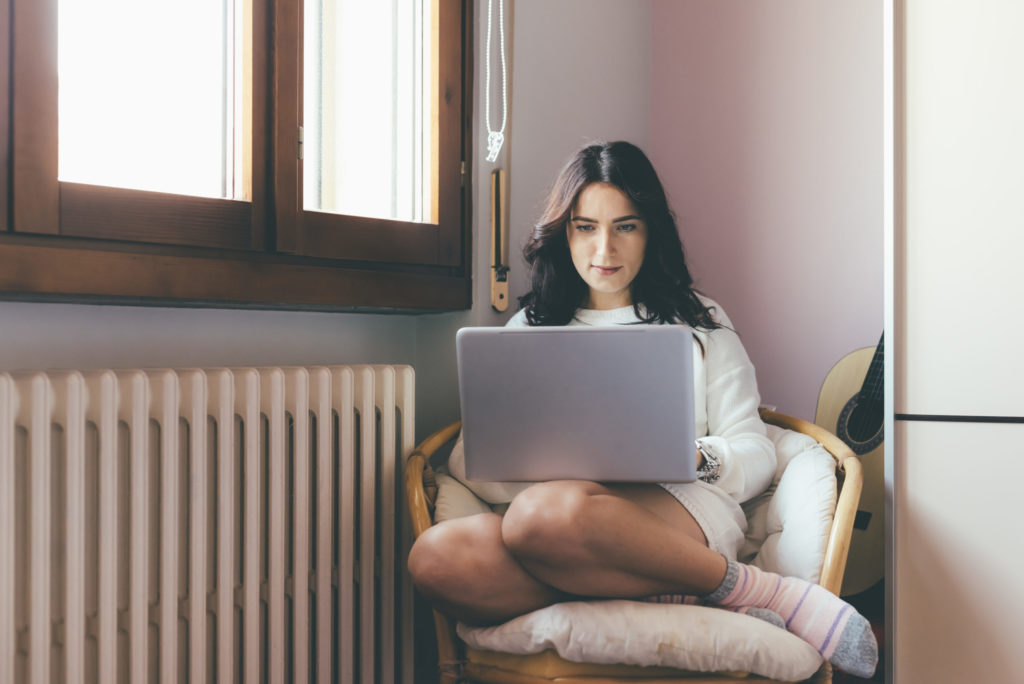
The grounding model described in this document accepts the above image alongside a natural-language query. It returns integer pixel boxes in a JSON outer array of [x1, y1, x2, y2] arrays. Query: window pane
[[304, 0, 433, 223], [58, 0, 243, 199]]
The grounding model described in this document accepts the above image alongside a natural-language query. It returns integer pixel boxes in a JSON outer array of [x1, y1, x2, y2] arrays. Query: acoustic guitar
[[814, 334, 884, 597]]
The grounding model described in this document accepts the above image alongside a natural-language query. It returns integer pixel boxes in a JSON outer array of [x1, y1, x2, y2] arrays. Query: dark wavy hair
[[518, 141, 720, 331]]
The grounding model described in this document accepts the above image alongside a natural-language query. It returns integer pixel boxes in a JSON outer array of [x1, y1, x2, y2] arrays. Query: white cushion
[[741, 425, 837, 582], [434, 472, 493, 522], [458, 600, 823, 681]]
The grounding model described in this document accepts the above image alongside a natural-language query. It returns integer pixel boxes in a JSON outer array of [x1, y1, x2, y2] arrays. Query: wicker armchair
[[404, 408, 863, 683]]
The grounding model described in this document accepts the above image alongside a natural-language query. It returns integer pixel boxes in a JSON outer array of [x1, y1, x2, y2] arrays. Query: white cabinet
[[893, 421, 1024, 683], [900, 0, 1024, 418], [895, 3, 1024, 683]]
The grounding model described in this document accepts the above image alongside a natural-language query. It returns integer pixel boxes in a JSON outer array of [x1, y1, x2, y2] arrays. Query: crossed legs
[[407, 480, 724, 626], [408, 479, 879, 677]]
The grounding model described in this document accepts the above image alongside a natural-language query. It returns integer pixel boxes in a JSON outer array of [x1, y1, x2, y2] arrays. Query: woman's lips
[[591, 265, 622, 276]]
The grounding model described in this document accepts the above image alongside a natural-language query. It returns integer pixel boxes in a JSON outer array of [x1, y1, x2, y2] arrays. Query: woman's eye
[[575, 223, 595, 232], [618, 223, 637, 232]]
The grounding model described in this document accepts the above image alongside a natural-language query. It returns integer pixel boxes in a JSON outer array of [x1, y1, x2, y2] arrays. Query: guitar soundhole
[[836, 395, 883, 455]]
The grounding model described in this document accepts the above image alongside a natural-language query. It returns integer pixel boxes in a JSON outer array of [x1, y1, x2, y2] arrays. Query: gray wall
[[0, 302, 417, 371]]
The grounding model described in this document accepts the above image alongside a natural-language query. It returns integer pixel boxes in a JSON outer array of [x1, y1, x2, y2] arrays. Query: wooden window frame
[[0, 0, 472, 312]]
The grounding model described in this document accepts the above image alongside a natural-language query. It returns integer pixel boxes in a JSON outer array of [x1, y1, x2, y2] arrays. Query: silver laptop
[[456, 325, 696, 483]]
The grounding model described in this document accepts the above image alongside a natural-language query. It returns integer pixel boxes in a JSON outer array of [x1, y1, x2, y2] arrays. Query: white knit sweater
[[448, 298, 776, 511]]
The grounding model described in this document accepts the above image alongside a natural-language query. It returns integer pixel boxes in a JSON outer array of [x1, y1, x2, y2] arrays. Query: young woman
[[408, 141, 877, 678]]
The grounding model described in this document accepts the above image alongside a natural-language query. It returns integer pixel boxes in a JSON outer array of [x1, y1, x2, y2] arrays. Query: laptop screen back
[[456, 325, 696, 483]]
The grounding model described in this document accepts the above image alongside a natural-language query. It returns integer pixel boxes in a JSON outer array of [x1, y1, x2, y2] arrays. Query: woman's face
[[566, 182, 648, 310]]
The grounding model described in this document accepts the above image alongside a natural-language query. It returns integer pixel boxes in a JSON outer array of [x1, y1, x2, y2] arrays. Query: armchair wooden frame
[[404, 408, 864, 683]]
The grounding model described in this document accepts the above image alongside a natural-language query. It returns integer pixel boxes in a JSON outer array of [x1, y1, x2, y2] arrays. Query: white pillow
[[458, 600, 822, 681], [434, 472, 493, 522], [742, 425, 837, 582]]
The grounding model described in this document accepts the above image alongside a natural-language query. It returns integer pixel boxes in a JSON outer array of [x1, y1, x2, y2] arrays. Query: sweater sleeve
[[696, 311, 776, 504]]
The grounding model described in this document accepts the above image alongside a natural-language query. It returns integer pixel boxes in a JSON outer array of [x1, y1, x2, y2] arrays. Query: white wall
[[649, 0, 884, 421]]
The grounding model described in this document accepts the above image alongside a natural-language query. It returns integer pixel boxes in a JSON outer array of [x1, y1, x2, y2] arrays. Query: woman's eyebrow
[[570, 215, 642, 223]]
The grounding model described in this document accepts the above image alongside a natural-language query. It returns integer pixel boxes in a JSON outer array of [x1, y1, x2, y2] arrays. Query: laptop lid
[[456, 325, 696, 483]]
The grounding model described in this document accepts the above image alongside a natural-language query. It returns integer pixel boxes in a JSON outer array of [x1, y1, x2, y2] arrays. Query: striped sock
[[704, 560, 878, 678]]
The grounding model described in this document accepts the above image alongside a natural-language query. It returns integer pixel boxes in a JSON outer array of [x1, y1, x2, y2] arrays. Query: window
[[0, 0, 472, 311]]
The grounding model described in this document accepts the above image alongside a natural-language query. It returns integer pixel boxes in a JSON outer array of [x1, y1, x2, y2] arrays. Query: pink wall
[[650, 1, 884, 421]]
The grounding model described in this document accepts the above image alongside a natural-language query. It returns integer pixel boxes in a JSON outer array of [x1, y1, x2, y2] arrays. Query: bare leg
[[501, 480, 727, 597], [409, 480, 727, 624], [408, 512, 572, 625]]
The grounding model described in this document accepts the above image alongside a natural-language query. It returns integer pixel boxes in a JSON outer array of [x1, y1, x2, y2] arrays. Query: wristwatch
[[695, 439, 721, 484]]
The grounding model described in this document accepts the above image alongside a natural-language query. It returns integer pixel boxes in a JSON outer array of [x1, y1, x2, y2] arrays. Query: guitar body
[[815, 346, 884, 597]]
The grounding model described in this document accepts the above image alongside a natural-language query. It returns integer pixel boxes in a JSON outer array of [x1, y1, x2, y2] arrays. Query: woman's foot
[[705, 560, 878, 678]]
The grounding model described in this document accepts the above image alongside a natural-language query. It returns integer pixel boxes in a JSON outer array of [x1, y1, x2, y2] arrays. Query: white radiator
[[0, 365, 416, 684]]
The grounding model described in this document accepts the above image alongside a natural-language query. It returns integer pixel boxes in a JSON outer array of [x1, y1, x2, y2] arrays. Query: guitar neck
[[860, 334, 884, 404]]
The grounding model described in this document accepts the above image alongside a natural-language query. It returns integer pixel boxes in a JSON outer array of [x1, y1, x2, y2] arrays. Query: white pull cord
[[485, 0, 507, 163]]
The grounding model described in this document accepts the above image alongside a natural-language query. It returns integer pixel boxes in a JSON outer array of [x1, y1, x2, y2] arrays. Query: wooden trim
[[273, 0, 301, 253], [10, 0, 266, 249], [2, 0, 469, 308], [249, 0, 271, 249], [11, 0, 58, 235], [281, 0, 468, 267], [60, 182, 253, 250], [0, 0, 10, 232], [460, 0, 474, 283], [0, 242, 470, 310], [429, 0, 441, 226], [302, 212, 446, 264], [434, 0, 465, 266]]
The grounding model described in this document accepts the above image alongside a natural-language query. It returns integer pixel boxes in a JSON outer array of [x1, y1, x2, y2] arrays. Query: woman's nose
[[595, 228, 615, 255]]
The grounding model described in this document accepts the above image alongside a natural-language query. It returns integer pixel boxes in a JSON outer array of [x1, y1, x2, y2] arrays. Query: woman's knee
[[502, 481, 597, 558], [408, 513, 502, 600]]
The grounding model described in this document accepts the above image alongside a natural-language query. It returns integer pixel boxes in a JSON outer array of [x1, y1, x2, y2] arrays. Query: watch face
[[695, 441, 721, 483]]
